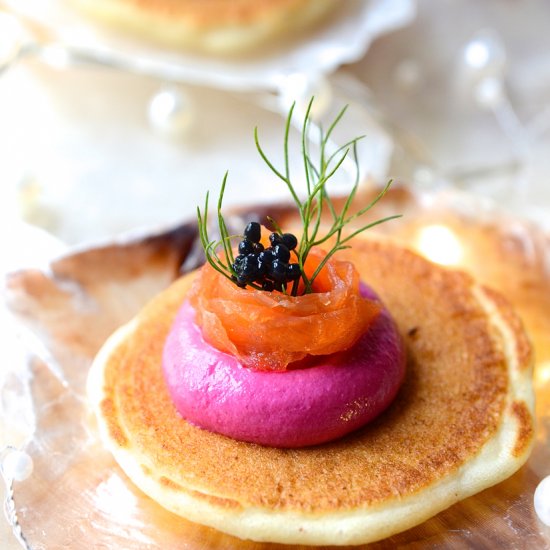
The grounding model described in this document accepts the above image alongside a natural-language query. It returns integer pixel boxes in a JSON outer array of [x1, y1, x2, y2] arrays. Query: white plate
[[4, 0, 415, 91]]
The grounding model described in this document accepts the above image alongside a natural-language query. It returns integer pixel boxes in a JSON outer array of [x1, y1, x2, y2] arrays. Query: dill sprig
[[197, 98, 401, 296]]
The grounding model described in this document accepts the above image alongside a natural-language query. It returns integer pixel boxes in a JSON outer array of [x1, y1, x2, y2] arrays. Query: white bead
[[534, 475, 550, 526], [464, 40, 491, 70], [458, 30, 507, 105], [413, 166, 436, 188], [393, 59, 421, 92], [1, 449, 34, 482], [462, 30, 507, 77], [474, 76, 504, 109], [148, 87, 194, 137]]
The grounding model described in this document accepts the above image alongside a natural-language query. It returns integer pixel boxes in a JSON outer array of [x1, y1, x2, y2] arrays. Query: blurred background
[[1, 0, 550, 547], [0, 0, 548, 252]]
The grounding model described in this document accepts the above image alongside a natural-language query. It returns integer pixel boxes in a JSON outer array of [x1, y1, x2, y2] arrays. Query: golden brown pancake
[[66, 0, 338, 53], [87, 236, 535, 545]]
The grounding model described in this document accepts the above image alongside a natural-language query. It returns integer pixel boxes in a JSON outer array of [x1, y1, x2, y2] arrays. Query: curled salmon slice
[[188, 248, 381, 371]]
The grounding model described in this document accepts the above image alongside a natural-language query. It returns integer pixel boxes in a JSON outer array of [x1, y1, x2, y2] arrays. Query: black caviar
[[231, 224, 301, 292]]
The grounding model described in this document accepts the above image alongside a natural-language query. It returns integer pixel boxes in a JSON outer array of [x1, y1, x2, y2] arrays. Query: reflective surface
[[2, 188, 550, 548]]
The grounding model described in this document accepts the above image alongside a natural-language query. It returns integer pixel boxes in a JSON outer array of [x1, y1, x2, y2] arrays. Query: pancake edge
[[66, 0, 338, 54]]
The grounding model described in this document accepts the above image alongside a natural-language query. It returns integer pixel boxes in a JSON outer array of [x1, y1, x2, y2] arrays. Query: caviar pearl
[[259, 250, 274, 264], [270, 260, 288, 282], [273, 244, 291, 263], [232, 254, 245, 271], [238, 240, 253, 255], [281, 233, 298, 250], [241, 254, 259, 279], [287, 263, 301, 281], [244, 222, 261, 243], [262, 280, 275, 291], [269, 233, 283, 246], [256, 256, 268, 276], [235, 276, 247, 288]]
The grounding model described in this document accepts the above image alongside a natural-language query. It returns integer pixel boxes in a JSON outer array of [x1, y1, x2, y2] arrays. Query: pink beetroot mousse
[[162, 286, 406, 448]]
